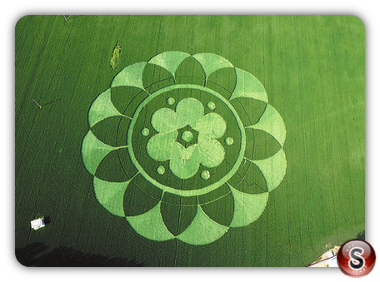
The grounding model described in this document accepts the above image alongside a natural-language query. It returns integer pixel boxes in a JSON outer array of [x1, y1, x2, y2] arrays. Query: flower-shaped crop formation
[[82, 51, 287, 245], [147, 98, 227, 180]]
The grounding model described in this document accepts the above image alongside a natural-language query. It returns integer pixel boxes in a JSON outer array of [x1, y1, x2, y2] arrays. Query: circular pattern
[[181, 131, 193, 142], [201, 170, 210, 180], [207, 101, 216, 110], [157, 165, 165, 175], [226, 137, 234, 145], [81, 51, 287, 245], [141, 128, 150, 136], [128, 85, 246, 196]]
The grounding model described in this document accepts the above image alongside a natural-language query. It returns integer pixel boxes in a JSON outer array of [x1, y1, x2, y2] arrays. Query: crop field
[[15, 15, 365, 267]]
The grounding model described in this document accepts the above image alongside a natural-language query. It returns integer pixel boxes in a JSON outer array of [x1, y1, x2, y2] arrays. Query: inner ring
[[127, 84, 246, 197]]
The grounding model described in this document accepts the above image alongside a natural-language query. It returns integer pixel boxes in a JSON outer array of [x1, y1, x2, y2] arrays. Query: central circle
[[181, 130, 193, 142], [127, 84, 246, 197]]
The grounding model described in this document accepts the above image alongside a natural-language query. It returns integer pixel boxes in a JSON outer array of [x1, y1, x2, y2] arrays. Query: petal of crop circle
[[175, 98, 204, 128], [229, 68, 268, 103], [151, 108, 178, 133], [88, 88, 126, 128], [82, 130, 126, 175], [228, 185, 269, 227], [93, 176, 133, 217], [148, 51, 191, 78], [169, 143, 199, 179], [111, 62, 147, 90], [192, 53, 234, 79], [126, 201, 175, 241], [194, 112, 227, 140], [147, 131, 177, 161], [176, 204, 229, 245], [249, 104, 286, 147], [197, 139, 225, 168], [247, 148, 287, 192]]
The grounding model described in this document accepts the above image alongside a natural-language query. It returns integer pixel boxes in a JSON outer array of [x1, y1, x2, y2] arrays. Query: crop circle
[[81, 51, 287, 245], [127, 84, 246, 197]]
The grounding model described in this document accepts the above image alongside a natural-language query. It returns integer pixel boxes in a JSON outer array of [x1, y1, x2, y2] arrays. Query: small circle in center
[[181, 131, 193, 142]]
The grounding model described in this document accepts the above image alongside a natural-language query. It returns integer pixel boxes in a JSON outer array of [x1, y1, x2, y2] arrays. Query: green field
[[15, 15, 365, 266]]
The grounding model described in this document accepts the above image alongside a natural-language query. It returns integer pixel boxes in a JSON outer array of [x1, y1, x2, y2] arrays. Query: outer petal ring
[[81, 51, 287, 245]]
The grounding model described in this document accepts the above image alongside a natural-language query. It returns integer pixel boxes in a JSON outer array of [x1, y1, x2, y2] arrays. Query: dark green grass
[[15, 15, 364, 266]]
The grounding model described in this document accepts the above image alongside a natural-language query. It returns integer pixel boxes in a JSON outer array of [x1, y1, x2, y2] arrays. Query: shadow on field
[[15, 243, 143, 267], [356, 230, 365, 240]]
